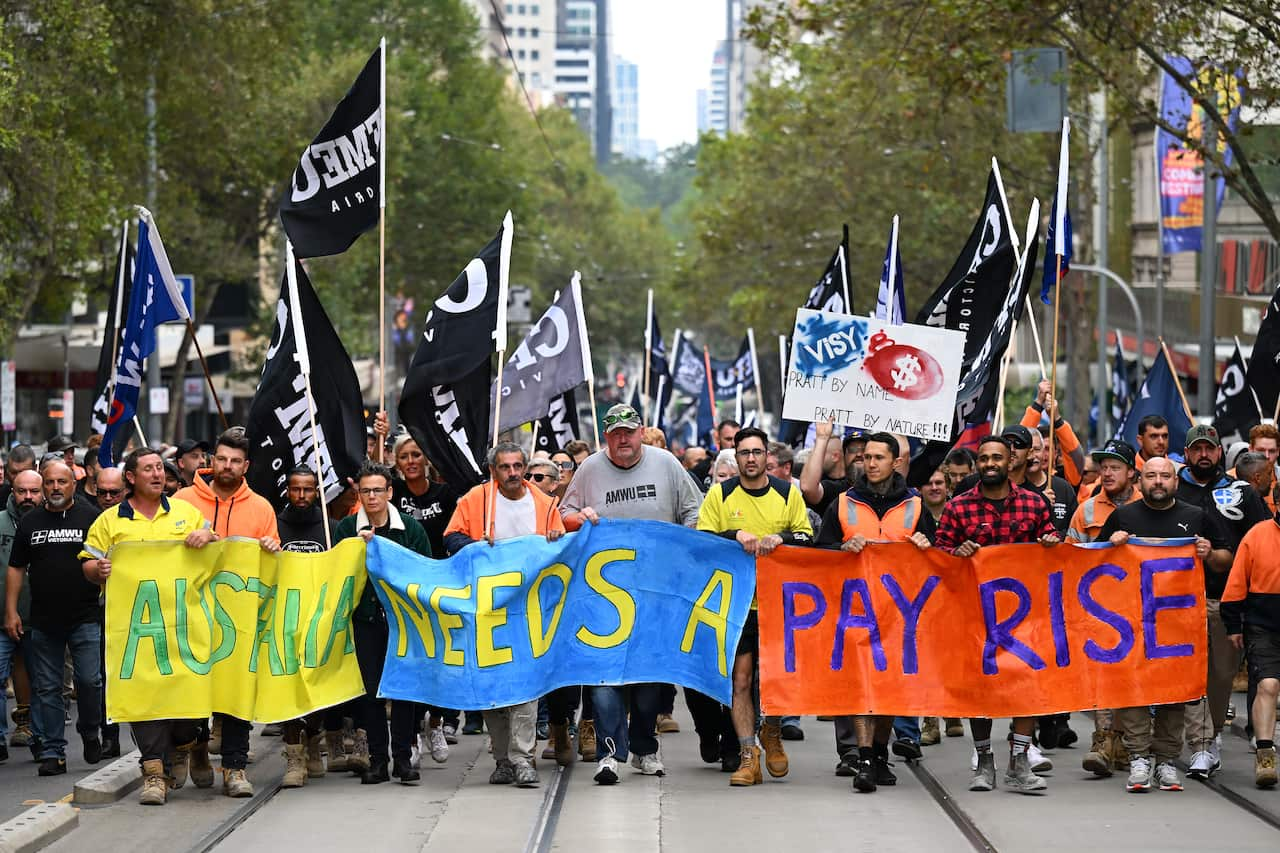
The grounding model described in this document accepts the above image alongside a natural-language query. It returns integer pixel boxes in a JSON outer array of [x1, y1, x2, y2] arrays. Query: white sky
[[610, 0, 727, 150]]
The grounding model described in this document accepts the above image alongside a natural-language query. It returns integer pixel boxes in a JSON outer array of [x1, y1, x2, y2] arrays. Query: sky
[[610, 0, 727, 151]]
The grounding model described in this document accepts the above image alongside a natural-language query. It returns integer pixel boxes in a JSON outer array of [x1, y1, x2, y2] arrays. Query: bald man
[[95, 468, 126, 512]]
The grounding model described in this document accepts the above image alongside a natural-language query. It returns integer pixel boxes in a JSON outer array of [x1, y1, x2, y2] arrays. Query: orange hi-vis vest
[[837, 493, 923, 541]]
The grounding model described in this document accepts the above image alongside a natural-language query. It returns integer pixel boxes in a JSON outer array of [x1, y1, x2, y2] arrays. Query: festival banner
[[365, 519, 755, 709], [105, 538, 367, 724], [757, 539, 1206, 718], [782, 309, 965, 441]]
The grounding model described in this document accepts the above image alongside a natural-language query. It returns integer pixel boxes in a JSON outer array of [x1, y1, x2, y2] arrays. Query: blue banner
[[365, 519, 756, 708], [1114, 346, 1192, 450]]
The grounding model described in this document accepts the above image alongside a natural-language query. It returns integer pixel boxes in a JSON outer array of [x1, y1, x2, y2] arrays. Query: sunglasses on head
[[603, 409, 638, 427]]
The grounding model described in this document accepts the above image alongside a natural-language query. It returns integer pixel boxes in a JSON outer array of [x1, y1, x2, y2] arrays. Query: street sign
[[149, 386, 170, 415], [184, 376, 205, 409], [175, 274, 195, 319], [508, 286, 532, 324]]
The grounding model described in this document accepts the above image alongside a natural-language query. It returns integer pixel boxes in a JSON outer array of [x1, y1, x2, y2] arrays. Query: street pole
[[1092, 91, 1110, 440], [145, 76, 163, 445], [1196, 110, 1217, 419]]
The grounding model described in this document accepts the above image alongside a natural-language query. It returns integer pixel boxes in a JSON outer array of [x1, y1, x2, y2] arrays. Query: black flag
[[279, 46, 382, 258], [805, 225, 852, 314], [1246, 283, 1280, 422], [669, 334, 753, 400], [916, 170, 1024, 427], [90, 224, 134, 438], [247, 261, 366, 510], [399, 213, 512, 490], [1214, 340, 1262, 440], [534, 390, 580, 455]]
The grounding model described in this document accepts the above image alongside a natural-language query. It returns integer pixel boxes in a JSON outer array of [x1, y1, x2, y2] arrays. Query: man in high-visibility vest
[[815, 432, 934, 793]]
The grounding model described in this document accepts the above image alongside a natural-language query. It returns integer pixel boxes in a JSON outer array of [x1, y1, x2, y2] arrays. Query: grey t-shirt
[[560, 447, 701, 526]]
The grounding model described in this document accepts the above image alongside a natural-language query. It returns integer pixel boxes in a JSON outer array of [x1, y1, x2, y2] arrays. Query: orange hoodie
[[443, 481, 565, 551], [174, 468, 279, 541]]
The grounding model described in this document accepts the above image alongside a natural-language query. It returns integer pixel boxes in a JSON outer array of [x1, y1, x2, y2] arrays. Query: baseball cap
[[602, 403, 642, 433], [1185, 424, 1221, 448], [1091, 439, 1136, 468], [1000, 425, 1033, 449], [175, 438, 209, 455], [842, 430, 867, 452], [47, 435, 78, 453]]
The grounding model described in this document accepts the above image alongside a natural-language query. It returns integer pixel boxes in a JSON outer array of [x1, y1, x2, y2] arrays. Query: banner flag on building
[[399, 213, 512, 491], [99, 210, 191, 468], [279, 45, 382, 258], [247, 259, 366, 509]]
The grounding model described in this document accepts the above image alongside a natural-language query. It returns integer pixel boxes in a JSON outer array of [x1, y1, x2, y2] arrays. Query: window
[[518, 49, 526, 59], [531, 4, 539, 13], [531, 27, 539, 37], [505, 4, 513, 13], [517, 4, 526, 13], [531, 49, 540, 60], [517, 27, 526, 36]]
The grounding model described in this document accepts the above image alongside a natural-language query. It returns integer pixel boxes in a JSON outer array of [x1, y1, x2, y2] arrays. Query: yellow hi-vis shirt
[[79, 496, 210, 561]]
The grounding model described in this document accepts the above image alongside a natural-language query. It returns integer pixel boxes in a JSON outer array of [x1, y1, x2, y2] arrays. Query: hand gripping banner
[[757, 539, 1206, 718], [105, 538, 367, 723], [365, 519, 755, 709]]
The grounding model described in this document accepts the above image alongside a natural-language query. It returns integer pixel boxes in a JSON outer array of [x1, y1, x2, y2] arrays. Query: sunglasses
[[603, 409, 638, 427], [556, 460, 575, 470], [98, 489, 124, 497], [525, 473, 554, 483]]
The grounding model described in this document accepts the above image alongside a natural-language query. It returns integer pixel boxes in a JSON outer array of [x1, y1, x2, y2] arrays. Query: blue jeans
[[591, 684, 660, 762], [0, 631, 29, 740], [781, 715, 802, 730], [894, 716, 920, 743], [29, 623, 103, 759]]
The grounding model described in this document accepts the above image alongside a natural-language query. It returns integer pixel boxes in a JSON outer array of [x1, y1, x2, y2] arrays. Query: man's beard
[[980, 468, 1008, 486]]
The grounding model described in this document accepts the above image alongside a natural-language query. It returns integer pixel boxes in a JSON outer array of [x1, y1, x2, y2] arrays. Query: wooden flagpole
[[530, 419, 540, 454], [570, 272, 601, 451], [187, 319, 227, 429], [377, 35, 387, 462], [642, 289, 653, 426], [1046, 118, 1071, 473], [1159, 338, 1196, 424], [491, 211, 514, 447], [286, 240, 330, 549]]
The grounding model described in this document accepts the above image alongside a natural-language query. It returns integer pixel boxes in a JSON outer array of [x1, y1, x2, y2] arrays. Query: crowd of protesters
[[0, 379, 1277, 805]]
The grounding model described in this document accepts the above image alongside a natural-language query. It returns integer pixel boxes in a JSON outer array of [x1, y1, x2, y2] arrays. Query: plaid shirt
[[934, 483, 1056, 552]]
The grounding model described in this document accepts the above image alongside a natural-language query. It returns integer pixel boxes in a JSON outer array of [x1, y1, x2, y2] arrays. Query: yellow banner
[[105, 538, 367, 723]]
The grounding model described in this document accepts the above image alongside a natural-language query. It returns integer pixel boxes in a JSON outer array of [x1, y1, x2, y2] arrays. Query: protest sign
[[105, 538, 367, 723], [365, 519, 755, 709], [782, 309, 965, 441], [757, 539, 1205, 718]]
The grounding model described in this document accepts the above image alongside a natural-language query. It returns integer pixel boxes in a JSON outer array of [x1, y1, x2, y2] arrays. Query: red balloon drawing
[[862, 331, 944, 400]]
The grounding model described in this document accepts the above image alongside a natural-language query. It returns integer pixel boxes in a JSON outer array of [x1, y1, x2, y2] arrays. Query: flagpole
[[642, 289, 653, 426], [703, 345, 717, 435], [286, 241, 331, 549], [570, 272, 601, 452], [187, 319, 227, 429], [530, 419, 540, 454], [1046, 118, 1070, 473], [651, 374, 666, 429], [837, 243, 852, 316], [104, 219, 130, 420], [886, 215, 900, 321], [491, 211, 514, 447], [377, 36, 388, 462], [1158, 338, 1195, 423], [993, 320, 1016, 432], [132, 416, 149, 449], [992, 157, 1049, 378], [746, 327, 764, 426]]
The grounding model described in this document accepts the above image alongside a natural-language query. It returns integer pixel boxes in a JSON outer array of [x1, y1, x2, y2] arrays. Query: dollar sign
[[891, 354, 921, 391]]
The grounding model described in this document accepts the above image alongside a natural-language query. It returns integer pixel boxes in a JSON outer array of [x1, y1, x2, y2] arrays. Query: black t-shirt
[[9, 503, 102, 631], [1024, 474, 1078, 534], [1174, 471, 1271, 552], [1096, 498, 1232, 598], [808, 477, 852, 517], [392, 479, 457, 557]]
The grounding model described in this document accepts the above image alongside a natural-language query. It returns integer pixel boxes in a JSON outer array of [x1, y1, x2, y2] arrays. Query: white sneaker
[[1126, 755, 1152, 792], [594, 755, 619, 785], [629, 751, 666, 776], [428, 724, 449, 763], [1155, 760, 1183, 791], [442, 724, 458, 745], [410, 737, 422, 769], [1208, 736, 1222, 768], [1028, 743, 1053, 773], [1187, 750, 1215, 779], [969, 747, 979, 771]]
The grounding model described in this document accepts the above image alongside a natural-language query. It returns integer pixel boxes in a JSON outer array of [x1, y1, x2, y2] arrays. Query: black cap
[[842, 431, 867, 452], [1091, 439, 1136, 468], [47, 435, 78, 453], [163, 460, 182, 481], [1000, 425, 1032, 449], [175, 438, 209, 455]]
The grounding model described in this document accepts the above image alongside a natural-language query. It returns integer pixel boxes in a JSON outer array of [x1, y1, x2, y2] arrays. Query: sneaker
[[630, 751, 665, 776], [514, 762, 539, 787], [1126, 755, 1152, 792], [1256, 746, 1278, 788], [1028, 743, 1053, 773], [409, 738, 422, 770], [594, 756, 619, 785], [920, 718, 941, 746], [1187, 750, 1216, 780], [489, 759, 515, 785], [780, 723, 804, 741], [38, 756, 66, 776], [1004, 751, 1047, 793], [835, 755, 856, 777], [656, 714, 680, 734], [1155, 761, 1182, 791], [1208, 736, 1222, 769], [874, 755, 897, 786], [442, 724, 458, 745], [969, 751, 996, 791], [852, 758, 877, 793], [892, 738, 922, 762], [536, 721, 550, 741], [428, 724, 449, 763], [969, 747, 980, 771]]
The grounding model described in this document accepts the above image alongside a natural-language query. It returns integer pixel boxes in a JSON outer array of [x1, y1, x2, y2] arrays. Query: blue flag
[[1114, 347, 1191, 450], [100, 212, 191, 467], [1040, 196, 1072, 304], [365, 520, 755, 708], [874, 216, 905, 324]]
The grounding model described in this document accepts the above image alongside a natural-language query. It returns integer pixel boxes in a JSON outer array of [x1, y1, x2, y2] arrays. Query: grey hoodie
[[0, 494, 32, 619]]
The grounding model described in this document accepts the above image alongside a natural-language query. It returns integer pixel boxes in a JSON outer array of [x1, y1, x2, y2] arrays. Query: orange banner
[[757, 540, 1207, 718]]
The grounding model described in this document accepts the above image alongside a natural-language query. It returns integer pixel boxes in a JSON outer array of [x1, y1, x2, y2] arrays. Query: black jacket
[[277, 503, 329, 553]]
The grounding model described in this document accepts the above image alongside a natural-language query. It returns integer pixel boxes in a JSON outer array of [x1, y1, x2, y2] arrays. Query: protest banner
[[757, 539, 1206, 718], [782, 309, 965, 441], [365, 519, 755, 709], [105, 538, 367, 723]]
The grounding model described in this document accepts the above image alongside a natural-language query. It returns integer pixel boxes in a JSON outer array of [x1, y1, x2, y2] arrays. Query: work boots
[[306, 734, 326, 777], [729, 745, 763, 786], [920, 718, 941, 746], [759, 722, 789, 777], [222, 767, 254, 797], [550, 723, 574, 767], [1082, 730, 1115, 777], [282, 743, 308, 788], [347, 728, 371, 773], [577, 719, 596, 761], [170, 741, 193, 789], [209, 716, 222, 754], [139, 759, 168, 806], [189, 741, 215, 788], [325, 730, 349, 772]]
